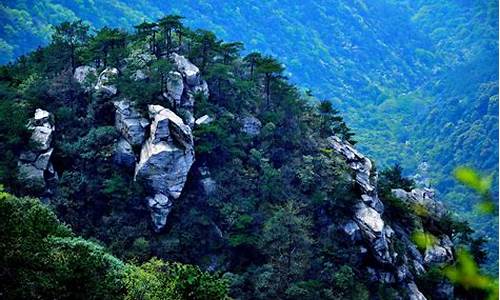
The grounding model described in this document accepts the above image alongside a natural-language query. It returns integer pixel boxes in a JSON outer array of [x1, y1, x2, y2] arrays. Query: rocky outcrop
[[392, 188, 446, 218], [135, 105, 195, 231], [113, 138, 136, 168], [74, 65, 97, 91], [166, 53, 209, 113], [113, 100, 149, 146], [240, 115, 262, 136], [329, 136, 430, 299], [18, 109, 57, 193], [108, 54, 208, 231], [170, 53, 201, 86], [95, 67, 119, 95]]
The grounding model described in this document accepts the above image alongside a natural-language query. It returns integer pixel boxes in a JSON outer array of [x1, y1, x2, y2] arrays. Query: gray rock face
[[330, 135, 435, 297], [113, 138, 136, 168], [170, 53, 200, 86], [407, 282, 427, 300], [147, 193, 173, 232], [113, 100, 148, 146], [424, 235, 454, 265], [330, 136, 391, 265], [241, 115, 262, 136], [74, 66, 97, 91], [18, 109, 56, 193], [95, 67, 119, 95], [165, 71, 184, 106], [342, 221, 362, 241], [135, 105, 195, 231], [392, 188, 446, 218]]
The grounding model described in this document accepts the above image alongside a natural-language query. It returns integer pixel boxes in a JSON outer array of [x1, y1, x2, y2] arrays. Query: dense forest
[[0, 0, 498, 273], [0, 13, 498, 299]]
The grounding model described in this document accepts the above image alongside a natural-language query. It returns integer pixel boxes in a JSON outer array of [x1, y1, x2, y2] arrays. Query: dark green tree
[[52, 20, 90, 72], [256, 56, 284, 107]]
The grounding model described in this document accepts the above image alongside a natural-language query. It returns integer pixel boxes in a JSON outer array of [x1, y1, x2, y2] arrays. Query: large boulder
[[95, 67, 119, 95], [170, 53, 200, 86], [113, 100, 149, 146], [18, 109, 56, 193], [135, 105, 195, 231]]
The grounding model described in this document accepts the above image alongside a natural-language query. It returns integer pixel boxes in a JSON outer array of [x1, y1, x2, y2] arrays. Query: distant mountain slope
[[1, 0, 498, 271]]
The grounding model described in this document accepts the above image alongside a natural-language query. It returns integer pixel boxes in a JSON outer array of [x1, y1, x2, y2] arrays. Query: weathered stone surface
[[354, 203, 384, 233], [74, 65, 97, 90], [392, 188, 446, 218], [424, 235, 454, 265], [148, 105, 193, 149], [136, 141, 194, 198], [328, 135, 384, 213], [240, 115, 262, 135], [17, 109, 56, 192], [30, 110, 54, 152], [165, 71, 184, 105], [170, 53, 200, 86], [95, 67, 119, 95], [114, 138, 136, 168], [135, 105, 195, 230], [407, 282, 427, 300], [147, 193, 173, 232], [114, 100, 148, 146], [195, 115, 213, 126], [20, 151, 37, 162], [342, 221, 362, 241], [34, 148, 53, 170]]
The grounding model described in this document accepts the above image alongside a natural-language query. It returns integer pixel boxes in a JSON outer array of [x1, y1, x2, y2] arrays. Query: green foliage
[[124, 258, 229, 300], [0, 12, 496, 298], [0, 189, 229, 299]]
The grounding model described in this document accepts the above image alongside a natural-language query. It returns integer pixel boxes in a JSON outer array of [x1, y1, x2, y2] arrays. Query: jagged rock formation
[[113, 100, 148, 146], [135, 105, 195, 231], [17, 109, 57, 193], [392, 188, 446, 219], [167, 53, 209, 112], [330, 136, 454, 300], [104, 54, 208, 231]]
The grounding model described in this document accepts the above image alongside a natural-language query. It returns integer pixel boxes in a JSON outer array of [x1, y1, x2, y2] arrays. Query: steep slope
[[1, 17, 496, 299]]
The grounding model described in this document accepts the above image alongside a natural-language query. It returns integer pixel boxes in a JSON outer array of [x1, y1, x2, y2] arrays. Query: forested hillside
[[0, 14, 497, 299], [1, 3, 497, 267]]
